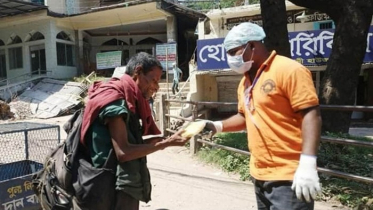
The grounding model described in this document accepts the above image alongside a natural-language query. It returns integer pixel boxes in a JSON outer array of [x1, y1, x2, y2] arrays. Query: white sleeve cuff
[[213, 121, 223, 133], [299, 154, 317, 167]]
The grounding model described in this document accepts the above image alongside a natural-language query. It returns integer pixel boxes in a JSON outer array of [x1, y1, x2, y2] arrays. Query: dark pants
[[114, 191, 139, 210], [172, 80, 179, 94], [252, 178, 314, 210]]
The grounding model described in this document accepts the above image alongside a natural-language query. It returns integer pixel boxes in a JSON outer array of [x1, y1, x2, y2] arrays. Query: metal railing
[[0, 70, 52, 101], [0, 70, 51, 87], [159, 97, 373, 184]]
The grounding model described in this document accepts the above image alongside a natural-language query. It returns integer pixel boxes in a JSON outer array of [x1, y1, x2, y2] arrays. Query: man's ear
[[132, 66, 142, 80], [134, 65, 142, 75]]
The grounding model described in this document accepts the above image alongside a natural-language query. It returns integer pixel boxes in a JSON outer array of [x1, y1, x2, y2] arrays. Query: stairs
[[153, 80, 190, 121], [155, 80, 189, 101]]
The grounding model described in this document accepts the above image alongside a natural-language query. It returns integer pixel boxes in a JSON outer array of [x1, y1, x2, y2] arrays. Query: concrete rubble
[[7, 78, 89, 120]]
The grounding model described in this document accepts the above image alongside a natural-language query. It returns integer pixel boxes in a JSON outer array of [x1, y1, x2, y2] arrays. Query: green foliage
[[320, 178, 373, 209], [220, 0, 240, 8], [187, 2, 215, 12], [69, 74, 108, 105], [196, 131, 373, 209], [186, 0, 260, 12], [318, 132, 373, 208], [196, 132, 250, 181], [71, 74, 107, 83], [218, 0, 260, 8]]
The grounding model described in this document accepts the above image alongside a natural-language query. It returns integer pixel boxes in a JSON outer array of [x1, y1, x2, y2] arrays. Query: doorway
[[0, 50, 6, 79], [30, 44, 46, 75]]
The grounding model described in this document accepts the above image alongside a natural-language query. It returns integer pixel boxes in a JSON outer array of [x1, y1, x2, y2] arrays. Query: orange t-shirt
[[237, 51, 319, 181]]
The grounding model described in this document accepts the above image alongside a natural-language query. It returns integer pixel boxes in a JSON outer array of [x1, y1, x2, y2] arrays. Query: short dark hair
[[125, 52, 163, 76]]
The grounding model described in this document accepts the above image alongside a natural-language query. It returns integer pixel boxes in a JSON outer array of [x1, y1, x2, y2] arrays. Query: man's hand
[[291, 154, 322, 202], [143, 136, 165, 145], [164, 129, 190, 147], [203, 120, 223, 137]]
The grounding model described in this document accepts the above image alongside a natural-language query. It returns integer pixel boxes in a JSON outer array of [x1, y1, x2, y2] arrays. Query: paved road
[[140, 147, 346, 210], [139, 126, 371, 210], [141, 147, 254, 210], [23, 115, 370, 210]]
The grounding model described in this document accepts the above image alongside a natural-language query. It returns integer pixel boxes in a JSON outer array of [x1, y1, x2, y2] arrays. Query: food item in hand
[[181, 121, 206, 138]]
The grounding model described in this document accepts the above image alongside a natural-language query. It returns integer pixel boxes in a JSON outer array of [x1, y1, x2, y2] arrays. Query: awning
[[53, 0, 205, 31], [54, 2, 171, 30], [160, 0, 206, 24], [0, 0, 47, 18]]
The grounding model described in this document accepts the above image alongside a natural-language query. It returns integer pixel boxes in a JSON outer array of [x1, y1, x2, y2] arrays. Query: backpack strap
[[64, 109, 84, 154], [102, 149, 117, 170]]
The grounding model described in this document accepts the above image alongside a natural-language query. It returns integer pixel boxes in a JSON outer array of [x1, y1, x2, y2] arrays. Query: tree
[[284, 0, 373, 133], [260, 0, 373, 133], [219, 0, 260, 8], [260, 0, 291, 58], [186, 0, 260, 11]]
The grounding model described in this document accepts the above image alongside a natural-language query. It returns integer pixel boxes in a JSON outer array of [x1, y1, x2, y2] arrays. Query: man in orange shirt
[[204, 22, 322, 209]]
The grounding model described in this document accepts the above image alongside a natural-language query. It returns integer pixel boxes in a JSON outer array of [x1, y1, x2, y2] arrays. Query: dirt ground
[[140, 147, 349, 210], [16, 114, 368, 210]]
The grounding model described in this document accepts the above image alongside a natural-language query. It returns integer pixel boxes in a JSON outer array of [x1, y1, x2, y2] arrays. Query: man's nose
[[153, 83, 159, 92]]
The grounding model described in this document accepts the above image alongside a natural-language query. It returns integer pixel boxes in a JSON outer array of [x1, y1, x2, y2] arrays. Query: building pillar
[[198, 18, 206, 40], [45, 20, 57, 77], [75, 30, 84, 75], [166, 16, 177, 43]]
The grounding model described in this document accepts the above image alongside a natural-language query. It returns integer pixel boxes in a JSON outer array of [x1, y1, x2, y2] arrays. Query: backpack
[[32, 109, 117, 210]]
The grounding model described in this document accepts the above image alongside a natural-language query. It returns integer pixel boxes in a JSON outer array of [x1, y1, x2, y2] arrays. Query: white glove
[[204, 120, 223, 137], [291, 154, 322, 202]]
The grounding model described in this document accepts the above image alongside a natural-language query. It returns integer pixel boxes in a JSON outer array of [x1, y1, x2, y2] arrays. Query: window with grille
[[56, 32, 74, 66], [56, 43, 75, 66], [320, 22, 333, 29], [56, 32, 71, 41], [9, 47, 23, 69], [31, 0, 45, 5], [314, 21, 335, 30], [28, 32, 45, 42]]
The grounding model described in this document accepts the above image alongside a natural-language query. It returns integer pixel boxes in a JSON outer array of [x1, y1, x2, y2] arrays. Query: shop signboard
[[156, 43, 177, 71], [196, 26, 373, 70], [225, 10, 331, 30], [197, 38, 228, 71], [96, 51, 122, 70], [289, 26, 373, 65]]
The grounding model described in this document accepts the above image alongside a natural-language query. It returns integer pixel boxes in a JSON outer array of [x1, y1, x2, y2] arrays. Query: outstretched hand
[[165, 129, 190, 147], [203, 120, 222, 137]]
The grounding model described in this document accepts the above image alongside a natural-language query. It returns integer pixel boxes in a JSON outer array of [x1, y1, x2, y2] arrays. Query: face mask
[[227, 45, 255, 74]]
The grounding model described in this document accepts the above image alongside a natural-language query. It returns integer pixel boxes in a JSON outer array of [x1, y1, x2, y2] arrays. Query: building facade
[[0, 0, 204, 84]]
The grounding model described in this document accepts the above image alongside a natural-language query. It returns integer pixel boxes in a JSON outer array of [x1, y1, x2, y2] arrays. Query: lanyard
[[244, 67, 265, 128], [244, 68, 264, 110]]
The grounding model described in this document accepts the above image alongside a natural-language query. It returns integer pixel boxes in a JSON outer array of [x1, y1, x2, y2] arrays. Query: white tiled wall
[[0, 18, 78, 80]]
